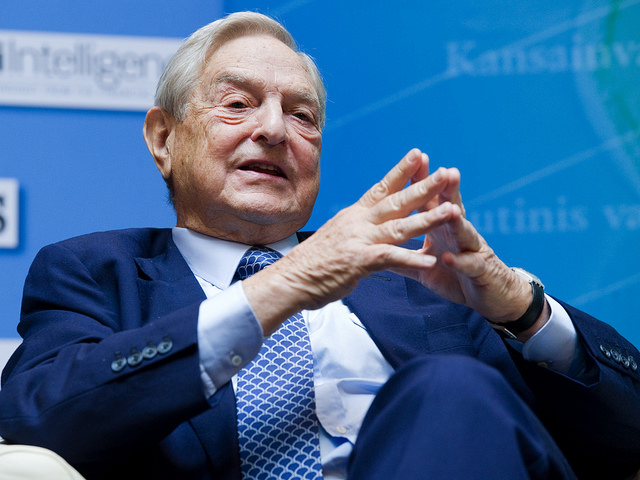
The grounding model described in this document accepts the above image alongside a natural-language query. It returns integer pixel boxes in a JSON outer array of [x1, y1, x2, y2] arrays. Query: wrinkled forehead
[[210, 70, 320, 105], [200, 35, 322, 103]]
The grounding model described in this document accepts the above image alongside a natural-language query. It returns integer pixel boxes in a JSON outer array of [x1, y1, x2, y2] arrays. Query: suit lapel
[[345, 270, 537, 409], [134, 232, 207, 321], [344, 271, 478, 369], [344, 272, 429, 369], [189, 384, 242, 480], [135, 231, 242, 478]]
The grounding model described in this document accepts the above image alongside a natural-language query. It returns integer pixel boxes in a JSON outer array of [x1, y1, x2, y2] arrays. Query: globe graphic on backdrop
[[574, 0, 640, 194]]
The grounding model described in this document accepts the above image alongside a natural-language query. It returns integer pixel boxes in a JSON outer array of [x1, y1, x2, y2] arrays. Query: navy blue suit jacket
[[0, 228, 639, 479]]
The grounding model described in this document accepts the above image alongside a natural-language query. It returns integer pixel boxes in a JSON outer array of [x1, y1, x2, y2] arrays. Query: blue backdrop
[[1, 0, 639, 347]]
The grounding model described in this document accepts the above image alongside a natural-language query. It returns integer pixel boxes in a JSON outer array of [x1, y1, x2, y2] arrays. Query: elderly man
[[0, 11, 639, 480]]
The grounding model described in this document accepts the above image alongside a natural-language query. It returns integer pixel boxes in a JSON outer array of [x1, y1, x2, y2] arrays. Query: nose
[[251, 100, 287, 145]]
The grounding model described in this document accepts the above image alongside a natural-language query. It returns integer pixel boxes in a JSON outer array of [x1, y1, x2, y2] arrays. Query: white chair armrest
[[0, 441, 86, 480]]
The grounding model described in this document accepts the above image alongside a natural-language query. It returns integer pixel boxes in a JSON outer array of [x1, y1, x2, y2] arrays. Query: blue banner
[[1, 0, 639, 348]]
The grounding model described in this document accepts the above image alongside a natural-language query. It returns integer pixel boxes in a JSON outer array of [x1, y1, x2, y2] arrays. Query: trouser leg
[[348, 355, 577, 480]]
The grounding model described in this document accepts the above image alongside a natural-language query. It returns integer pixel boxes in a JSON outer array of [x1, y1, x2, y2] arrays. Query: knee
[[365, 353, 529, 430], [352, 356, 572, 479]]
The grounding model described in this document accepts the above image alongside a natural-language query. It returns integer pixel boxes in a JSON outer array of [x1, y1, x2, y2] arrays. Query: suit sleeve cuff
[[518, 295, 579, 374]]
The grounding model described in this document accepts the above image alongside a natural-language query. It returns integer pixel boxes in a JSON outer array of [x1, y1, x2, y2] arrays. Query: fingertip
[[422, 254, 437, 267], [451, 202, 462, 217], [411, 153, 431, 183], [431, 167, 447, 183], [440, 167, 461, 188], [418, 152, 430, 173], [436, 201, 453, 216], [405, 148, 423, 164], [441, 251, 457, 268]]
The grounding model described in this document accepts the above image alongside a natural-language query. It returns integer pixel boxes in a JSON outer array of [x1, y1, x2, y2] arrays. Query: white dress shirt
[[171, 227, 578, 479]]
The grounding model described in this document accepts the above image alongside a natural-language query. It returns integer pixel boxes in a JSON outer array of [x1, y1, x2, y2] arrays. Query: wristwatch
[[491, 267, 545, 339]]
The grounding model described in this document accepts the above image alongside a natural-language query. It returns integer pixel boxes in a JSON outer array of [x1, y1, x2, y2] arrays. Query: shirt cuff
[[198, 281, 264, 398], [518, 295, 578, 374]]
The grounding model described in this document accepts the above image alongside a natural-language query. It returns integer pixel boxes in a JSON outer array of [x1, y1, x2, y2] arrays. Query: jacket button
[[599, 344, 611, 359], [622, 356, 631, 369], [128, 348, 144, 367], [629, 356, 638, 372], [111, 353, 127, 373], [158, 336, 173, 354], [611, 349, 622, 364], [142, 343, 158, 360], [230, 354, 243, 367]]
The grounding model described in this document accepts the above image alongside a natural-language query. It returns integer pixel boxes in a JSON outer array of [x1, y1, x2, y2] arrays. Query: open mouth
[[239, 162, 287, 178]]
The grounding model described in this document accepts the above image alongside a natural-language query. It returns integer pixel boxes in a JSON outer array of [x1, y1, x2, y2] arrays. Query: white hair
[[155, 11, 326, 129]]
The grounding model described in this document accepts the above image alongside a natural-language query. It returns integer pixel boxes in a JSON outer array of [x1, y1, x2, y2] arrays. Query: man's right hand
[[242, 148, 460, 335]]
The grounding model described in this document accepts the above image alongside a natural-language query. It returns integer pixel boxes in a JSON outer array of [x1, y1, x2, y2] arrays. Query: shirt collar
[[172, 227, 298, 289]]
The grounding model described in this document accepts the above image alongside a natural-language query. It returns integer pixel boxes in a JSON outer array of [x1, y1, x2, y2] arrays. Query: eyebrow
[[211, 71, 320, 110]]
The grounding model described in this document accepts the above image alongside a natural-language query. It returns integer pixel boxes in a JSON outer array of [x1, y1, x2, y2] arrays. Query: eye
[[229, 100, 248, 109], [294, 111, 311, 122], [291, 107, 319, 127]]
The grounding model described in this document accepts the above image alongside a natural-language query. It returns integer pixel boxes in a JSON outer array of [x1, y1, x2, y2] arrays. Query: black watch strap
[[491, 268, 545, 339]]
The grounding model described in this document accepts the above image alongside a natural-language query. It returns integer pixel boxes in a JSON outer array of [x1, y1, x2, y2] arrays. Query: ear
[[143, 106, 175, 181]]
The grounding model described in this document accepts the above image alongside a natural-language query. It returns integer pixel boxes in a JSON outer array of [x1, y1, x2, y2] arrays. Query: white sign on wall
[[0, 178, 19, 249], [0, 30, 182, 111]]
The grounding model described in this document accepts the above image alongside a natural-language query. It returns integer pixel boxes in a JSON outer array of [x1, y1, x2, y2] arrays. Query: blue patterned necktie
[[234, 246, 323, 479]]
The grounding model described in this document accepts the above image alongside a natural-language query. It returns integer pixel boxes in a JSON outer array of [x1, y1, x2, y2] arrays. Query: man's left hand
[[389, 153, 547, 334]]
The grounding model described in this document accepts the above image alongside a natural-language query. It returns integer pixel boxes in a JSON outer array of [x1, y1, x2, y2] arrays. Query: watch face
[[511, 267, 544, 289]]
